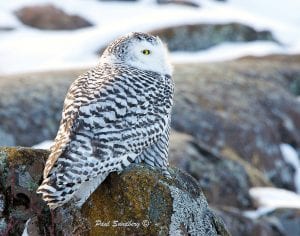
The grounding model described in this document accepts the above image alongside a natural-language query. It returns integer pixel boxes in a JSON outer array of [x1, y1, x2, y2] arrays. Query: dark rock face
[[14, 4, 93, 30], [0, 147, 49, 235], [0, 70, 80, 146], [172, 57, 300, 190], [216, 207, 300, 236], [150, 23, 277, 51], [215, 207, 282, 236], [261, 208, 300, 236], [169, 131, 272, 209], [0, 147, 230, 236]]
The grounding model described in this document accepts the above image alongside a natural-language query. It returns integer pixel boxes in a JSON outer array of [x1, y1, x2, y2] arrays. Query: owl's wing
[[43, 72, 96, 178], [43, 69, 170, 178], [135, 121, 171, 177]]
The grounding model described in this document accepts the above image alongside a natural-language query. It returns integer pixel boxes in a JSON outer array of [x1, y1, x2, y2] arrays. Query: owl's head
[[101, 32, 172, 75]]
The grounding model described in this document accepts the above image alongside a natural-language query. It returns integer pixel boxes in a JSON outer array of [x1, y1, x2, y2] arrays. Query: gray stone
[[149, 23, 277, 51], [14, 4, 93, 30], [0, 147, 230, 235], [169, 131, 273, 209], [171, 56, 300, 190]]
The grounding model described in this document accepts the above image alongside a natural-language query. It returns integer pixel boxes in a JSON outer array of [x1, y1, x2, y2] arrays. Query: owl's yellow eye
[[142, 49, 151, 55]]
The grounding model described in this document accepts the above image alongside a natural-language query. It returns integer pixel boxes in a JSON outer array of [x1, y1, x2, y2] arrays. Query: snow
[[245, 149, 300, 218], [280, 143, 300, 193], [0, 0, 300, 74], [249, 187, 300, 209], [243, 206, 275, 220], [21, 218, 30, 236], [32, 140, 53, 149], [229, 0, 300, 28], [172, 41, 286, 63]]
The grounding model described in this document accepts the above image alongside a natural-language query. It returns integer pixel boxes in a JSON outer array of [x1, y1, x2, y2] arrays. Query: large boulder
[[14, 4, 93, 30], [81, 164, 229, 236], [259, 208, 300, 236], [172, 55, 300, 190], [149, 23, 277, 51], [96, 23, 276, 54], [0, 147, 230, 236], [0, 69, 80, 146], [169, 131, 272, 209], [214, 207, 282, 236], [216, 207, 300, 236]]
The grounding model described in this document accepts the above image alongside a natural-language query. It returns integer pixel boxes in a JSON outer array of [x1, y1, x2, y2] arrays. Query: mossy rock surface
[[0, 147, 230, 236], [81, 164, 230, 236]]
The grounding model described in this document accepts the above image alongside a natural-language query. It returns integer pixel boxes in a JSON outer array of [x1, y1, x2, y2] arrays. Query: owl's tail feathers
[[37, 177, 75, 209]]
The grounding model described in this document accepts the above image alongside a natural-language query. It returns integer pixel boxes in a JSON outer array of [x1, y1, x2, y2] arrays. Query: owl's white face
[[126, 38, 173, 75], [101, 32, 173, 75]]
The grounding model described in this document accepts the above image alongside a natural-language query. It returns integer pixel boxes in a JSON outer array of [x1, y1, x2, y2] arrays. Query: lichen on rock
[[81, 164, 230, 235], [0, 147, 230, 235]]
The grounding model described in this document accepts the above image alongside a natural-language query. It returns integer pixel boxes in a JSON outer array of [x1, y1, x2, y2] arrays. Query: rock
[[215, 207, 282, 236], [0, 69, 82, 146], [260, 208, 300, 236], [238, 55, 300, 97], [149, 23, 277, 51], [169, 131, 272, 209], [0, 129, 15, 146], [81, 164, 230, 236], [156, 0, 200, 8], [0, 27, 14, 31], [14, 4, 93, 30], [172, 56, 300, 190], [220, 207, 300, 236], [0, 147, 230, 235], [1, 55, 300, 191], [0, 147, 49, 235]]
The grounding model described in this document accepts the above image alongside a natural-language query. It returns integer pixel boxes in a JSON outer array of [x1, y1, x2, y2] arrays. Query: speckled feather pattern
[[37, 33, 174, 209]]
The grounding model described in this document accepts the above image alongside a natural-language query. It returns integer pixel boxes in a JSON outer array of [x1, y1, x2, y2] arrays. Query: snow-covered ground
[[244, 145, 300, 219], [32, 140, 53, 149], [249, 187, 300, 209], [244, 187, 300, 219], [0, 0, 300, 74]]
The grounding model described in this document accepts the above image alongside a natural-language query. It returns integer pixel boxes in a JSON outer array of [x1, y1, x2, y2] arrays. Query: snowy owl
[[37, 32, 174, 209]]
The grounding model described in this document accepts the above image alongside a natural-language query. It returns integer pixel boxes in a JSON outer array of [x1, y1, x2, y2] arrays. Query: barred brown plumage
[[37, 32, 174, 209]]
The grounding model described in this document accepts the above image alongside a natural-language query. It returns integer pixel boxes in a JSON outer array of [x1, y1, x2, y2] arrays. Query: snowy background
[[1, 0, 300, 233], [1, 0, 300, 74]]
